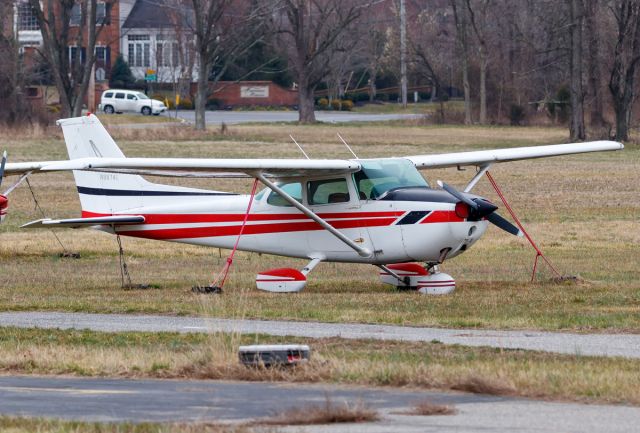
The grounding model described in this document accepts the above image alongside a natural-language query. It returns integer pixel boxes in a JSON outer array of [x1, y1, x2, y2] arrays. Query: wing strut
[[256, 173, 372, 258]]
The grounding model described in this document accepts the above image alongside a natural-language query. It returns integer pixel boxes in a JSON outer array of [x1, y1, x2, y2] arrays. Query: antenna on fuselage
[[337, 133, 359, 159], [289, 135, 310, 159]]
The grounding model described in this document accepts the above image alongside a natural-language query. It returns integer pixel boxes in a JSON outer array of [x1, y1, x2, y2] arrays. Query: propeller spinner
[[437, 180, 523, 237]]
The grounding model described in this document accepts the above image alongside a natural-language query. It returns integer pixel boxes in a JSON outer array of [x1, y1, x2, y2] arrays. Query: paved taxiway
[[1, 376, 638, 432], [1, 311, 639, 358], [168, 110, 424, 125]]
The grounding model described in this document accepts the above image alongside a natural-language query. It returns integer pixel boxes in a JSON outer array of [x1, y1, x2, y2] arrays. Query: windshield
[[136, 93, 149, 100], [354, 159, 429, 199]]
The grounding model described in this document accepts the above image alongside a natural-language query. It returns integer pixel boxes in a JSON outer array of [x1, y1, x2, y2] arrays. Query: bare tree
[[278, 0, 364, 123], [29, 0, 104, 117], [191, 0, 266, 130], [451, 0, 472, 124], [568, 0, 586, 140], [466, 0, 491, 124], [585, 0, 606, 130], [608, 0, 640, 141]]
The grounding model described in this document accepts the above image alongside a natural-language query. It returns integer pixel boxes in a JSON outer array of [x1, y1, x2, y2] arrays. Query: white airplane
[[0, 114, 623, 293]]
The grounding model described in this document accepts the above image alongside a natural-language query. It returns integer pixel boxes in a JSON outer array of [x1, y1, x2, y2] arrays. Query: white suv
[[99, 89, 166, 115]]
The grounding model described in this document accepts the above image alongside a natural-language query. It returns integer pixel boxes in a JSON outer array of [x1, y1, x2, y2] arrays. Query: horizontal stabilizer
[[21, 215, 145, 229]]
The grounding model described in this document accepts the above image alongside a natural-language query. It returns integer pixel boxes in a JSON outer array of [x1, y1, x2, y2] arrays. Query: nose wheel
[[378, 263, 456, 294]]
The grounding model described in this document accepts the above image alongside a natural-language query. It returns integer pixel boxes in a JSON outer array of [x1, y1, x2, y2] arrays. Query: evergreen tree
[[109, 55, 136, 89]]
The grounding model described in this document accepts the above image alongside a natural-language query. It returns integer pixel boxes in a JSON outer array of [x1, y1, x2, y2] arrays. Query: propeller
[[437, 180, 523, 237]]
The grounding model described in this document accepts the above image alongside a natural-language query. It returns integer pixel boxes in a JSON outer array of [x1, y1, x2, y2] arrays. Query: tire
[[141, 106, 151, 116], [103, 105, 114, 114]]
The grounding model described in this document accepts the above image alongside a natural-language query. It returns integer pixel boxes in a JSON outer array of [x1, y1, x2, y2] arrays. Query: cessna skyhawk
[[0, 114, 623, 293]]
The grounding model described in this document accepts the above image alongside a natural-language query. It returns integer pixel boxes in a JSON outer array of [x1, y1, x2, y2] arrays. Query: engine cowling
[[0, 195, 8, 223]]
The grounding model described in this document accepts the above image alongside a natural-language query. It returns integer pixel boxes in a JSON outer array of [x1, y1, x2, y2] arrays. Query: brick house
[[14, 0, 121, 84]]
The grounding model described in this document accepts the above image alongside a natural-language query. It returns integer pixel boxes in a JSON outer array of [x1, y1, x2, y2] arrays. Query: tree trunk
[[195, 57, 208, 130], [608, 1, 640, 141], [585, 0, 605, 129], [462, 54, 472, 124], [569, 0, 585, 141], [479, 55, 487, 124], [298, 81, 316, 123], [451, 0, 472, 124]]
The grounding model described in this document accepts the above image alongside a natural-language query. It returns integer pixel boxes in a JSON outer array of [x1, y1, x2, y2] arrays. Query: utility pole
[[400, 0, 407, 108]]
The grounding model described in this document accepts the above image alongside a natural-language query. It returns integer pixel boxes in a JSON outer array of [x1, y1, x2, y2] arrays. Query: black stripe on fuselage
[[395, 210, 431, 225], [77, 186, 236, 197]]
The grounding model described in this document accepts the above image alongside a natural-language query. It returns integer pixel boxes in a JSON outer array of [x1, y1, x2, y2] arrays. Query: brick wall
[[191, 81, 298, 107]]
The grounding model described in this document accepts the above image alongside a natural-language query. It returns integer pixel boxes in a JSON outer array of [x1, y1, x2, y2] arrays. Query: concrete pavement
[[1, 311, 639, 358], [0, 375, 637, 432]]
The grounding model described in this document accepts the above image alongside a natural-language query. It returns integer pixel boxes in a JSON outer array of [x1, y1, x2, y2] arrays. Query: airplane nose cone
[[469, 196, 498, 220]]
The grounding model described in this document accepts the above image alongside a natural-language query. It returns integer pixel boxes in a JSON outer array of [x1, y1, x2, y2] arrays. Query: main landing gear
[[379, 263, 456, 295]]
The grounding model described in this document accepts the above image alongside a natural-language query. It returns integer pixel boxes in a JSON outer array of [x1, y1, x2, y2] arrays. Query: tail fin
[[57, 114, 224, 214]]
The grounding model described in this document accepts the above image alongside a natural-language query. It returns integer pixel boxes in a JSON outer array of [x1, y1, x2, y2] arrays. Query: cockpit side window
[[307, 178, 350, 205], [354, 159, 429, 199], [266, 182, 302, 207]]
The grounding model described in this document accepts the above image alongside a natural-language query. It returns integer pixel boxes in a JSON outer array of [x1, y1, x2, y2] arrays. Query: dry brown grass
[[451, 375, 516, 396], [399, 400, 457, 416], [260, 398, 379, 425], [3, 328, 640, 405], [0, 417, 258, 433]]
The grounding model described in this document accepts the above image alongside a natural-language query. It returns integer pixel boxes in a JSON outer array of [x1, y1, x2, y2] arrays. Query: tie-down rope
[[485, 171, 562, 282], [205, 178, 260, 291]]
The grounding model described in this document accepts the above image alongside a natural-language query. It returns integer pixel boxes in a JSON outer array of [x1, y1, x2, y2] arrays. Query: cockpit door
[[305, 176, 374, 255]]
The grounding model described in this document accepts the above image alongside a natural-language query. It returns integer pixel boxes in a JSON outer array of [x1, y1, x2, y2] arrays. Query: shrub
[[510, 104, 526, 126], [206, 98, 222, 110], [340, 100, 354, 111], [331, 99, 342, 110], [178, 97, 194, 110], [317, 98, 329, 109]]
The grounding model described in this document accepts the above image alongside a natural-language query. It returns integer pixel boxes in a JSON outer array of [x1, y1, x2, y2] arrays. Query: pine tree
[[109, 55, 136, 89]]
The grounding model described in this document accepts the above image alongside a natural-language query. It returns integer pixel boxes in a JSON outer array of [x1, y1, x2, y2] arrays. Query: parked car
[[99, 89, 166, 115]]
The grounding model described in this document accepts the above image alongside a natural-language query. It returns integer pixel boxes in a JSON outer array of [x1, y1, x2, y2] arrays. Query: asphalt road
[[164, 110, 423, 124], [2, 311, 639, 358], [0, 375, 637, 432]]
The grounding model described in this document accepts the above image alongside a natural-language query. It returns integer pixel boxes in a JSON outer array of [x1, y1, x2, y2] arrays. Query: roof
[[122, 0, 192, 29]]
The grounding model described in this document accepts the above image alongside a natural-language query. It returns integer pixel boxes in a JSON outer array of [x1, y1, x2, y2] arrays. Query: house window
[[156, 41, 180, 67], [128, 35, 150, 67], [70, 2, 108, 26], [68, 46, 86, 68], [94, 46, 111, 81], [17, 2, 39, 31]]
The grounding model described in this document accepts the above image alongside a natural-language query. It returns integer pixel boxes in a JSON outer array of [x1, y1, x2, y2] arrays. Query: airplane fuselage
[[92, 190, 489, 265]]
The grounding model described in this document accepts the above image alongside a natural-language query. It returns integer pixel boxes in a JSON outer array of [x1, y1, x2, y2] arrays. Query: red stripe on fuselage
[[117, 217, 399, 240], [81, 209, 459, 241], [420, 210, 463, 223], [82, 210, 405, 223]]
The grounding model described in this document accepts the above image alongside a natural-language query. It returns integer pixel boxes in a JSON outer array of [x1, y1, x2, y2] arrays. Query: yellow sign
[[146, 69, 156, 75]]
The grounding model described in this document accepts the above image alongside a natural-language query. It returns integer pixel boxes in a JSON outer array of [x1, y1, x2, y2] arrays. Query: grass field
[[0, 122, 638, 331]]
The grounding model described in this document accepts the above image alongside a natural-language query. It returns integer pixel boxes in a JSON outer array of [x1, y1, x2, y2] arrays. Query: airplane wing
[[37, 157, 361, 178], [406, 141, 624, 169], [21, 215, 145, 229], [3, 142, 622, 179]]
